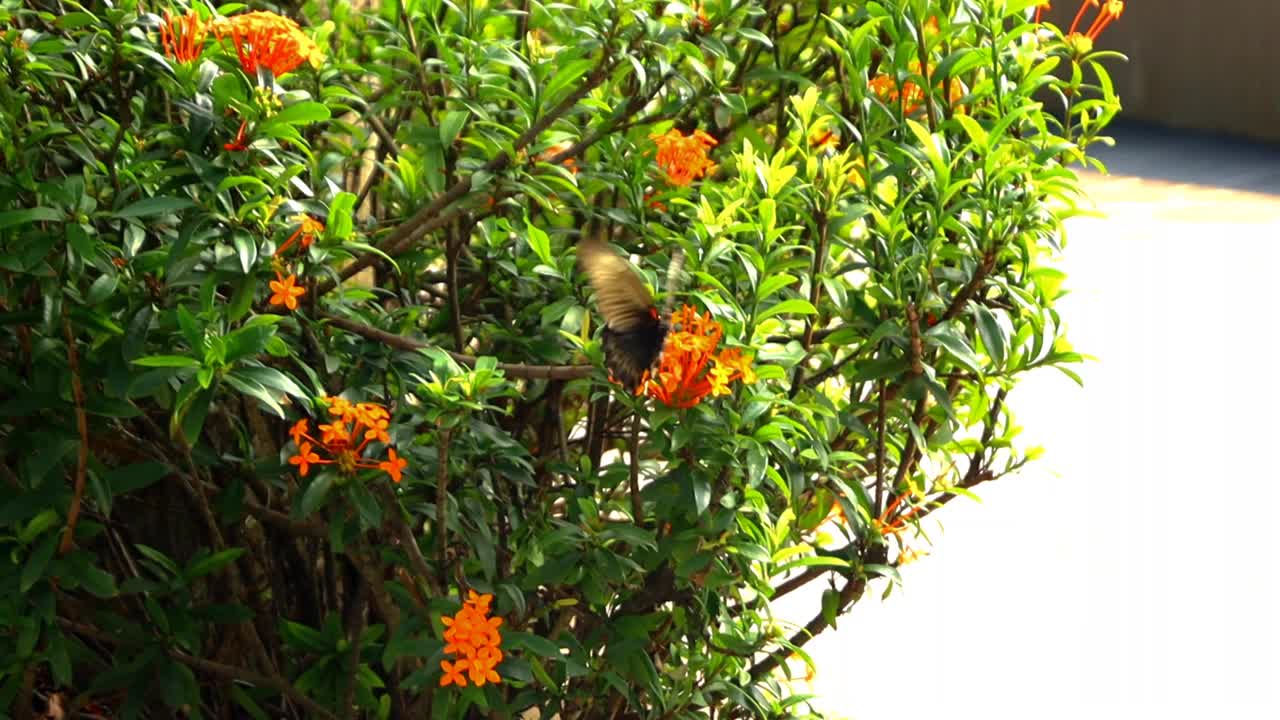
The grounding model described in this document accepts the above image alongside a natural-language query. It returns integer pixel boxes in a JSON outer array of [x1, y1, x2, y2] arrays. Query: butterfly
[[578, 237, 684, 392]]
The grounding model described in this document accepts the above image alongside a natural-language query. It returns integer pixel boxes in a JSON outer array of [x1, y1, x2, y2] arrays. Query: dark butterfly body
[[578, 238, 675, 392]]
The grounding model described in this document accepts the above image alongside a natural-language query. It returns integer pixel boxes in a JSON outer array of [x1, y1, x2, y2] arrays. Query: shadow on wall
[[1087, 121, 1280, 196], [1041, 1, 1280, 144]]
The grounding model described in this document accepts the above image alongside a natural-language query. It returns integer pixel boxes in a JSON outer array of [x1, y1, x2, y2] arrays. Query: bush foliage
[[0, 0, 1121, 717]]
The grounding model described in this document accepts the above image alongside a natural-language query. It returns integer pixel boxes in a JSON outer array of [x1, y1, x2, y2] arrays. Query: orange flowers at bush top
[[287, 396, 406, 481], [640, 305, 756, 409], [159, 9, 207, 64], [651, 129, 718, 186], [439, 590, 504, 688], [213, 10, 324, 78]]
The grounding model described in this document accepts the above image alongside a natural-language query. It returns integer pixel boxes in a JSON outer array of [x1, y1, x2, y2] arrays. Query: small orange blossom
[[268, 272, 305, 310]]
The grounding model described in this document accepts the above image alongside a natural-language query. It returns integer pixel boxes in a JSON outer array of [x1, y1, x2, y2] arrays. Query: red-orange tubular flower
[[159, 9, 207, 64], [287, 397, 405, 482], [641, 305, 757, 409], [224, 119, 250, 152], [214, 10, 324, 78], [650, 129, 718, 186], [1064, 0, 1124, 44], [274, 214, 325, 257]]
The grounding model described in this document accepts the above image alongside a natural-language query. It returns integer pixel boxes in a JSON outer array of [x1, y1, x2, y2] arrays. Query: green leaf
[[439, 110, 468, 146], [267, 101, 331, 127], [924, 324, 983, 374], [756, 298, 817, 323], [300, 473, 335, 516], [328, 191, 356, 241], [113, 197, 196, 218], [105, 461, 170, 495], [0, 207, 62, 230], [974, 305, 1007, 366], [20, 533, 58, 592], [232, 231, 258, 274], [85, 273, 118, 305], [185, 548, 246, 580], [132, 355, 201, 368]]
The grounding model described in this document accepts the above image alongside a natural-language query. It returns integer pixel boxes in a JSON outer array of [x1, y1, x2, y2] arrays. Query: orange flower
[[159, 9, 207, 64], [870, 64, 966, 116], [285, 396, 405, 482], [288, 418, 309, 445], [1034, 2, 1051, 23], [224, 120, 250, 152], [439, 590, 505, 689], [379, 449, 407, 483], [268, 272, 305, 310], [275, 214, 325, 257], [650, 129, 718, 186], [214, 10, 323, 78], [439, 659, 468, 688], [288, 442, 322, 476], [690, 2, 711, 32], [640, 305, 756, 408]]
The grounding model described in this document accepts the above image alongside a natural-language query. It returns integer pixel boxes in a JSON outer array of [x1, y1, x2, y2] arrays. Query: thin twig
[[54, 617, 338, 720], [321, 312, 593, 380], [436, 428, 451, 573], [746, 574, 866, 682], [58, 316, 89, 556], [375, 483, 442, 598]]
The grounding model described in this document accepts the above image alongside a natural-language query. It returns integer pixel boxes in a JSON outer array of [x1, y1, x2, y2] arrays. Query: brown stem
[[436, 428, 451, 573], [873, 378, 888, 513], [58, 316, 88, 556], [747, 574, 866, 682], [375, 483, 442, 598], [54, 617, 338, 720], [320, 312, 593, 380]]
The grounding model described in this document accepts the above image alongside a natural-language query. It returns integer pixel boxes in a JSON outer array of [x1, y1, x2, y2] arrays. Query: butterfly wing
[[578, 238, 667, 391]]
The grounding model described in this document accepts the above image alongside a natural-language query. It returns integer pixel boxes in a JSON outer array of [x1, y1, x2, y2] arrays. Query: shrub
[[0, 0, 1121, 717]]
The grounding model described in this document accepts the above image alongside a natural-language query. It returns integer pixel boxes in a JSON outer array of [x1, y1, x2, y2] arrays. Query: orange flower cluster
[[640, 305, 756, 409], [650, 129, 718, 186], [214, 10, 324, 78], [439, 591, 504, 688], [869, 63, 966, 116], [275, 214, 325, 257], [159, 9, 207, 64], [287, 396, 407, 481]]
